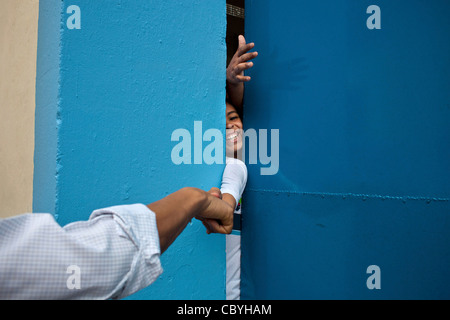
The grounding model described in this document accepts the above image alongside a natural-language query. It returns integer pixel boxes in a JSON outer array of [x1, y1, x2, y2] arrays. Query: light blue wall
[[33, 0, 61, 217], [34, 0, 227, 299], [242, 0, 450, 299]]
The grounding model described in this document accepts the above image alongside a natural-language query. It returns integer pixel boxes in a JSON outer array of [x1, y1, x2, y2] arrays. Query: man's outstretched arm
[[148, 187, 234, 253], [0, 187, 233, 299]]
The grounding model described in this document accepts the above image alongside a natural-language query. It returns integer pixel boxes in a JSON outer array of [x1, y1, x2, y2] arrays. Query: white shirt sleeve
[[220, 157, 248, 208], [0, 204, 162, 300]]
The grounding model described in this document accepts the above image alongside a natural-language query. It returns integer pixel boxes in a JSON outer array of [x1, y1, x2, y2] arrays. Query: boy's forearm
[[227, 81, 244, 112]]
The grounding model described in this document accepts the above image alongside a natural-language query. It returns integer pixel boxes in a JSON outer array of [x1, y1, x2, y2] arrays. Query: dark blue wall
[[242, 0, 450, 299]]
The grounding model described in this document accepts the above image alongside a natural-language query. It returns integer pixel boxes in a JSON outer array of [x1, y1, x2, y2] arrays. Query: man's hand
[[149, 187, 234, 253], [196, 188, 234, 235], [227, 35, 258, 85]]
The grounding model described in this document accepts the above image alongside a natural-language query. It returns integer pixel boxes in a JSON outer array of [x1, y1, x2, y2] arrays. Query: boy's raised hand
[[227, 35, 258, 85]]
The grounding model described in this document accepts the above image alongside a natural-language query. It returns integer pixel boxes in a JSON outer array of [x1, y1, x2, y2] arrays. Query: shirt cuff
[[90, 203, 163, 298]]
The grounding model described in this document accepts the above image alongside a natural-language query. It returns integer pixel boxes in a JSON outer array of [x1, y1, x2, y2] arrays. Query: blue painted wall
[[242, 0, 450, 299], [34, 0, 227, 299], [33, 0, 61, 217]]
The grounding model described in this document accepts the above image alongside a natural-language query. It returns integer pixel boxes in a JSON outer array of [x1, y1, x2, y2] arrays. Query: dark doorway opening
[[226, 0, 245, 66]]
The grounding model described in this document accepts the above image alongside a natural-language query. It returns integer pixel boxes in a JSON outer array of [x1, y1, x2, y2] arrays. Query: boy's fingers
[[239, 51, 258, 63], [234, 62, 253, 74], [205, 219, 231, 234], [208, 187, 222, 199], [238, 35, 246, 48], [237, 42, 255, 56], [236, 75, 251, 82], [202, 220, 212, 234]]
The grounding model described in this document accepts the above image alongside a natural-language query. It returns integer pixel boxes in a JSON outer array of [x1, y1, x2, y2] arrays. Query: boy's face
[[226, 103, 243, 157]]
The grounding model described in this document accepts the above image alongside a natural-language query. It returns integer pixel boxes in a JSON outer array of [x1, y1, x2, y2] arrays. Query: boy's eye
[[229, 117, 238, 121]]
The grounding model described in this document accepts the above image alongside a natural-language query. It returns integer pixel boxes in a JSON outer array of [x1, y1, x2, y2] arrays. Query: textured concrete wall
[[34, 0, 227, 299]]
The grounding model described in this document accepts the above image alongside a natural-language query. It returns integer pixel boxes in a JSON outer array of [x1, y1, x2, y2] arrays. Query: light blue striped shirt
[[0, 204, 162, 299]]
